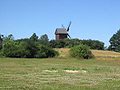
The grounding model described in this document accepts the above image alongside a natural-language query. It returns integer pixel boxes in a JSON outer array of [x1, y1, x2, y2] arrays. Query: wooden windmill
[[55, 21, 71, 40]]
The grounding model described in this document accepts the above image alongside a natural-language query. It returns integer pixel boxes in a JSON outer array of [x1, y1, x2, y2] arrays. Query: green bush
[[2, 39, 58, 58], [70, 44, 94, 59], [35, 45, 59, 58]]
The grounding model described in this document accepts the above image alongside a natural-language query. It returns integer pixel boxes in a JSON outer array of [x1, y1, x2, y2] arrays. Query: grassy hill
[[55, 48, 120, 59]]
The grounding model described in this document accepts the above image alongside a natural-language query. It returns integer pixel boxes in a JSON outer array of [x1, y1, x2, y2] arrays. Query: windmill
[[55, 21, 72, 40]]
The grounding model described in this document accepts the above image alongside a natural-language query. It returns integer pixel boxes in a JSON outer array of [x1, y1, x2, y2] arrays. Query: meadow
[[0, 49, 120, 90]]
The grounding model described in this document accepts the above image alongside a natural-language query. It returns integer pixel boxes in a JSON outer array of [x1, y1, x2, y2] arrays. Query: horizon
[[1, 0, 120, 46]]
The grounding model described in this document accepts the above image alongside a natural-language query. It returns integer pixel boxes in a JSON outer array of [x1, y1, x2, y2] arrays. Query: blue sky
[[0, 0, 120, 46]]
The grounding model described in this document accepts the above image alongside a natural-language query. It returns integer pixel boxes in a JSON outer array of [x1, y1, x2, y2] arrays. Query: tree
[[109, 29, 120, 52], [2, 38, 16, 57], [39, 34, 49, 41], [81, 40, 104, 50], [39, 34, 49, 46], [35, 45, 58, 58], [1, 33, 58, 58], [30, 33, 38, 42], [49, 39, 66, 48]]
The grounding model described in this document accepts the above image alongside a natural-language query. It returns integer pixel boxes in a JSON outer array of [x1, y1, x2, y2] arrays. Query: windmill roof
[[55, 28, 68, 34]]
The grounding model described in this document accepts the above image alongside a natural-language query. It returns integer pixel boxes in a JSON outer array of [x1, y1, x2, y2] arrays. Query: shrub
[[69, 44, 94, 59], [35, 45, 59, 58], [2, 39, 58, 58]]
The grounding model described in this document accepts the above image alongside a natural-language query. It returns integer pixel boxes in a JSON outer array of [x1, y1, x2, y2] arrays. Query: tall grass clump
[[70, 44, 94, 59]]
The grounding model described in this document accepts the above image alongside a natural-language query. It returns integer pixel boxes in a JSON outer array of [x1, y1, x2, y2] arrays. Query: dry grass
[[55, 48, 120, 59], [55, 48, 70, 58], [91, 50, 120, 60]]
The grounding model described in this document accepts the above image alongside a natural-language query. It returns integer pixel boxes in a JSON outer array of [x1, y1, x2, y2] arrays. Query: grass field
[[0, 49, 120, 90]]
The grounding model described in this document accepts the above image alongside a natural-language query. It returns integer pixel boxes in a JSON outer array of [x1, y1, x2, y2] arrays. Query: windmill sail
[[67, 21, 71, 31], [67, 34, 71, 39]]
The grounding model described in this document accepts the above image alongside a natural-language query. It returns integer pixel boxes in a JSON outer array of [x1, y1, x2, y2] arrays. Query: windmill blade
[[67, 34, 71, 39], [61, 24, 65, 29], [67, 21, 72, 31]]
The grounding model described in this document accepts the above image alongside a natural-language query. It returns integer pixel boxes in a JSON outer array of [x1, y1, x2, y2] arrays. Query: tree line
[[0, 33, 58, 58], [49, 39, 104, 50], [1, 29, 120, 58], [0, 33, 104, 58]]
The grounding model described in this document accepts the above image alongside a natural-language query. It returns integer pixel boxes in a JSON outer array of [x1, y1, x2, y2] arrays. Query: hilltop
[[55, 48, 120, 59]]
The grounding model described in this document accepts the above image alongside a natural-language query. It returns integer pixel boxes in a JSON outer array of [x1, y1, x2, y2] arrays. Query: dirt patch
[[64, 70, 87, 74], [43, 70, 58, 73], [64, 70, 79, 73]]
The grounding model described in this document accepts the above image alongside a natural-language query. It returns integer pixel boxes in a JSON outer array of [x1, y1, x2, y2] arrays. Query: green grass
[[0, 58, 120, 90]]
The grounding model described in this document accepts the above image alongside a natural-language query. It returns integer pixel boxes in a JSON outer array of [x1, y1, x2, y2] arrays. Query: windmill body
[[55, 28, 68, 40], [55, 22, 71, 40]]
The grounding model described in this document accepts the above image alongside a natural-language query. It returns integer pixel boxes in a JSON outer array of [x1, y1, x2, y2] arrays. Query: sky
[[0, 0, 120, 46]]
